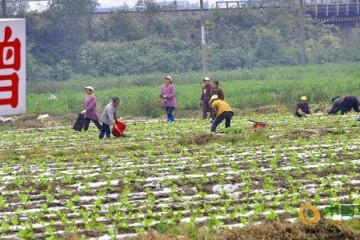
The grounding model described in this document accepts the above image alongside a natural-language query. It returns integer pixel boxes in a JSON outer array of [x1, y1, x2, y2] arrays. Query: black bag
[[72, 114, 84, 131]]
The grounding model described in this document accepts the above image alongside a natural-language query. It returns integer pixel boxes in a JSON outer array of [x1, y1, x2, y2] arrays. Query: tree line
[[2, 0, 360, 82]]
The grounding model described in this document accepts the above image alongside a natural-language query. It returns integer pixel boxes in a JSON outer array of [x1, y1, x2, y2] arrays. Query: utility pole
[[1, 0, 6, 17], [299, 0, 306, 66], [200, 0, 207, 77]]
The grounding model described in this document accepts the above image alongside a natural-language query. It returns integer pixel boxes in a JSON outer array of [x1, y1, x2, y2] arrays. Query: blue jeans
[[211, 111, 233, 132], [99, 123, 111, 139], [165, 107, 175, 122]]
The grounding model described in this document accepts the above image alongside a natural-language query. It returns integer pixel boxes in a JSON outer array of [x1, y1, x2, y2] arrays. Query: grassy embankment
[[27, 63, 360, 117]]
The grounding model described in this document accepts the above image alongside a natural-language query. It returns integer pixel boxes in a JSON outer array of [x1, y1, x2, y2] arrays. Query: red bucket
[[112, 121, 127, 137], [252, 122, 267, 129]]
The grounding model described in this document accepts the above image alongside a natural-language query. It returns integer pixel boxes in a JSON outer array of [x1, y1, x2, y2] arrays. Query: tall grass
[[26, 63, 360, 117]]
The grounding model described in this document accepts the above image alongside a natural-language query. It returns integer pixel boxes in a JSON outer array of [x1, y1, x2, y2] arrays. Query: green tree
[[0, 0, 28, 16], [136, 0, 160, 12], [29, 0, 98, 65]]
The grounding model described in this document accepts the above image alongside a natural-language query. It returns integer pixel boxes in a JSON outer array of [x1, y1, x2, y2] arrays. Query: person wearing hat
[[295, 96, 311, 117], [200, 77, 213, 120], [209, 95, 234, 132], [210, 80, 225, 100], [81, 86, 102, 131], [99, 97, 121, 139], [328, 95, 360, 115], [160, 76, 177, 122]]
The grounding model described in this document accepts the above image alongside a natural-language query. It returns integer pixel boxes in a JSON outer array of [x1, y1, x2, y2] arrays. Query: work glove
[[81, 110, 86, 114]]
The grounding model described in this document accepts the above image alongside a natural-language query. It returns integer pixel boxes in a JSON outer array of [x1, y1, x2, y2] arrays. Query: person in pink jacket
[[160, 76, 177, 122], [81, 86, 102, 131]]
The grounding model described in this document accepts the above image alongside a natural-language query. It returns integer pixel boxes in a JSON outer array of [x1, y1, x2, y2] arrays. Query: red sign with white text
[[0, 19, 26, 116]]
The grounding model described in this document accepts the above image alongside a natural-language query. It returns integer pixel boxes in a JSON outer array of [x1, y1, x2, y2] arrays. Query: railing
[[306, 0, 360, 17], [216, 0, 360, 18]]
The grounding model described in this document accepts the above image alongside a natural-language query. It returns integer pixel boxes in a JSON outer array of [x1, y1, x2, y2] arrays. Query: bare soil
[[134, 220, 360, 240], [0, 113, 77, 129]]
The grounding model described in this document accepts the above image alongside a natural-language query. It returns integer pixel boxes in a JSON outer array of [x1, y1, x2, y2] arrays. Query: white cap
[[209, 95, 219, 103], [203, 77, 210, 81], [165, 76, 172, 82], [85, 86, 94, 91]]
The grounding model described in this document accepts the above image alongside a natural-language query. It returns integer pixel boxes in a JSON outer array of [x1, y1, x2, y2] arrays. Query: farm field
[[26, 63, 360, 117], [1, 113, 360, 239]]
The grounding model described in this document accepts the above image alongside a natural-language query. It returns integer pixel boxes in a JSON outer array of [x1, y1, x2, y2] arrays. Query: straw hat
[[301, 96, 307, 101]]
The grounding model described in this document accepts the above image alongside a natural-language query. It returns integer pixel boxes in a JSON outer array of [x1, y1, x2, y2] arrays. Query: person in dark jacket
[[328, 96, 360, 115], [295, 96, 311, 117], [210, 81, 225, 100], [199, 77, 213, 120]]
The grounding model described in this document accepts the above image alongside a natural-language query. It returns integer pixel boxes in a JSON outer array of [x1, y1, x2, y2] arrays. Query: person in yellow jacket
[[209, 95, 234, 132]]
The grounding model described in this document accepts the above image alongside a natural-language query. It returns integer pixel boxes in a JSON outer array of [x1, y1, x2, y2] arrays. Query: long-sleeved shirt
[[84, 95, 99, 120], [328, 96, 359, 114], [210, 87, 225, 100], [100, 102, 117, 126], [295, 102, 310, 116], [201, 84, 213, 103], [328, 96, 345, 114], [210, 99, 233, 117], [160, 84, 177, 108]]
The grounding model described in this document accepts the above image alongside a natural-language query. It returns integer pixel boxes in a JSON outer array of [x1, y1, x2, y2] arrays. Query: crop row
[[1, 114, 360, 239]]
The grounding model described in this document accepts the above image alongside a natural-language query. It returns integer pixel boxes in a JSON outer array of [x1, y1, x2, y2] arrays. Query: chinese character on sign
[[0, 73, 19, 108], [0, 26, 21, 71], [0, 26, 21, 108], [0, 19, 25, 116]]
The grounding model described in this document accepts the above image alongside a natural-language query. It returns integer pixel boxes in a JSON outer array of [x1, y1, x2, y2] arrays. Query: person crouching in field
[[81, 86, 102, 131], [160, 76, 177, 122], [99, 97, 120, 139], [295, 96, 311, 117], [209, 95, 234, 132], [328, 96, 360, 115]]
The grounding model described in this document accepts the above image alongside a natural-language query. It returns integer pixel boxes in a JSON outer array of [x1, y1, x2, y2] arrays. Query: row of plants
[[1, 114, 360, 238]]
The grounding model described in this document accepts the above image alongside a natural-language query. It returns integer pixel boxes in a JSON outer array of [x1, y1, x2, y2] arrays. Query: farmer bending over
[[99, 97, 120, 139], [328, 96, 360, 115], [209, 95, 234, 132], [295, 96, 310, 117]]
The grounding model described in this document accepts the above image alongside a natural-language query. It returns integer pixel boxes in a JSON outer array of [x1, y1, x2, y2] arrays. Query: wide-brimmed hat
[[209, 95, 219, 103], [85, 86, 94, 91], [203, 77, 210, 81], [301, 96, 307, 101]]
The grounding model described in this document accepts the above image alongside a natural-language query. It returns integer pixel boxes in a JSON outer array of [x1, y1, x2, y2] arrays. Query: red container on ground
[[252, 122, 267, 129], [112, 121, 126, 137]]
